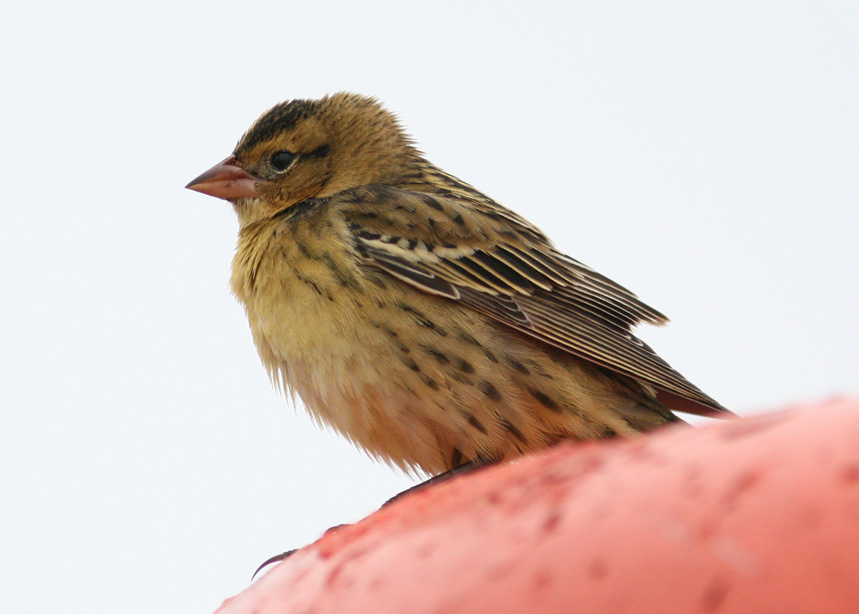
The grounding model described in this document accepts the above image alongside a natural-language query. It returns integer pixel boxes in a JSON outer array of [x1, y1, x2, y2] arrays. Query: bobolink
[[187, 93, 727, 476]]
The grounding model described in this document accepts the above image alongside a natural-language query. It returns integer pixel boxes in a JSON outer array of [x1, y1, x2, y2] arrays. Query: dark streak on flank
[[501, 418, 527, 443], [457, 330, 481, 347], [392, 338, 410, 354], [370, 321, 409, 353], [399, 355, 421, 372], [464, 412, 488, 434], [365, 273, 387, 289], [455, 330, 499, 363], [450, 447, 463, 468], [479, 380, 502, 402], [526, 360, 555, 381], [482, 348, 499, 363], [296, 240, 312, 259], [529, 388, 561, 412], [323, 256, 360, 290], [506, 357, 530, 374], [421, 345, 449, 364], [449, 371, 473, 386], [420, 374, 440, 390], [452, 212, 466, 226], [453, 357, 475, 374], [295, 271, 323, 296], [396, 301, 447, 336]]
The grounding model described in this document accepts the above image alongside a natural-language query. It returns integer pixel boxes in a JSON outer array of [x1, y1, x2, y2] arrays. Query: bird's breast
[[230, 216, 390, 404]]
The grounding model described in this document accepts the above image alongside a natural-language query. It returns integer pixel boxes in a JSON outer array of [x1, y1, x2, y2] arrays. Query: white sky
[[2, 2, 857, 612]]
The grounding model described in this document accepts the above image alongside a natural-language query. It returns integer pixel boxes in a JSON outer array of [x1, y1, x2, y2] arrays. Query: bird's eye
[[269, 151, 296, 172]]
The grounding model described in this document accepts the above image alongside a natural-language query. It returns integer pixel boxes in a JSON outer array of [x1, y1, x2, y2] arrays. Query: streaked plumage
[[187, 93, 727, 475]]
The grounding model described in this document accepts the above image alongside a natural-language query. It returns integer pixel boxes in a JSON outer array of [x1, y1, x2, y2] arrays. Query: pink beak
[[185, 156, 259, 200]]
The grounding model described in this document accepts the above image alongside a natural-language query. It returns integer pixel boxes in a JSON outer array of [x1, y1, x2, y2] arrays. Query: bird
[[186, 92, 728, 477]]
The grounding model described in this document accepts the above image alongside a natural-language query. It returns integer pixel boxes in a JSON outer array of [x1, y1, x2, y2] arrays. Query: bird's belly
[[244, 269, 476, 473], [241, 263, 653, 475]]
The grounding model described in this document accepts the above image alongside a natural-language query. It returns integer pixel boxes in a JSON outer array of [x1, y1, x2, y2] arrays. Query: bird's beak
[[185, 156, 259, 200]]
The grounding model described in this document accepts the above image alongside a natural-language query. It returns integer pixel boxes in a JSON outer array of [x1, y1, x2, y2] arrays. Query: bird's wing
[[337, 185, 726, 416]]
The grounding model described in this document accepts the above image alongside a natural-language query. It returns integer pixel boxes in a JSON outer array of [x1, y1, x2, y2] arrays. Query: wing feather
[[338, 185, 726, 416]]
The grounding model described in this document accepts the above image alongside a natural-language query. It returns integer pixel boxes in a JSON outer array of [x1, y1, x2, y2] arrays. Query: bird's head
[[186, 93, 419, 225]]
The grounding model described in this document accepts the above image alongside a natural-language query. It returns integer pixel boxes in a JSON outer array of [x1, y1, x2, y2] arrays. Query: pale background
[[1, 2, 857, 612]]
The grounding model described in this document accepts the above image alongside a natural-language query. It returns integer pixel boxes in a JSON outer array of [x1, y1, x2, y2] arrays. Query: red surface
[[215, 397, 859, 614]]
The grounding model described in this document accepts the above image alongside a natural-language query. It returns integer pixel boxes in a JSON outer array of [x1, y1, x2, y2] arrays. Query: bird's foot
[[252, 524, 350, 579], [252, 463, 488, 578], [383, 460, 491, 507]]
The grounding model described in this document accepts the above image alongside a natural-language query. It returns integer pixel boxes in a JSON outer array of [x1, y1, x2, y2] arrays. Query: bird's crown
[[229, 93, 421, 211]]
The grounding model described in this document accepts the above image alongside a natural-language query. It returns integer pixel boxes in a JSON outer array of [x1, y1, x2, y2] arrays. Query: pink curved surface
[[216, 397, 859, 613]]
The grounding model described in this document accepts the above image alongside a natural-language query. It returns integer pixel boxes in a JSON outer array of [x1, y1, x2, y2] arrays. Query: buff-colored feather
[[187, 92, 727, 475]]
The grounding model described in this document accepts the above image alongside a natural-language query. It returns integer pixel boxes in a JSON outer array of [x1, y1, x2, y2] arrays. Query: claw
[[252, 550, 297, 580]]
